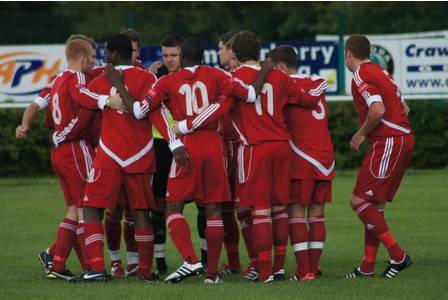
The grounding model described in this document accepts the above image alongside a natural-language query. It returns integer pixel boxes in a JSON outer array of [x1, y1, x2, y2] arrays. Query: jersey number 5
[[179, 82, 209, 116]]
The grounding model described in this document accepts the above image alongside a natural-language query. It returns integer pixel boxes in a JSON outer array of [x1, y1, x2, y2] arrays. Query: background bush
[[1, 100, 447, 176]]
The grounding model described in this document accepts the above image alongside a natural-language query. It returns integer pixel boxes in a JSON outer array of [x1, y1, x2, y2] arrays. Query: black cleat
[[38, 249, 53, 273], [140, 273, 161, 284], [69, 270, 110, 283], [47, 268, 75, 280], [382, 254, 412, 279], [345, 267, 374, 279], [273, 269, 286, 281]]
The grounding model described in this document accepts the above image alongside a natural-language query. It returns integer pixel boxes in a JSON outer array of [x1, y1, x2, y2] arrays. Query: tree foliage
[[1, 2, 447, 44]]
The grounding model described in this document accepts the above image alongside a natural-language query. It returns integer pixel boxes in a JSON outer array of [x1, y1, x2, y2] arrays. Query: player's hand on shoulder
[[149, 61, 163, 74], [105, 63, 124, 88], [15, 124, 29, 139], [107, 94, 127, 112], [350, 131, 366, 151], [260, 58, 275, 71], [173, 146, 190, 167]]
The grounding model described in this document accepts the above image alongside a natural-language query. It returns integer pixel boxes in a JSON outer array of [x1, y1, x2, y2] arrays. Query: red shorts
[[84, 169, 155, 210], [290, 179, 332, 206], [353, 134, 415, 203], [167, 130, 230, 204], [236, 141, 290, 209], [51, 140, 94, 207]]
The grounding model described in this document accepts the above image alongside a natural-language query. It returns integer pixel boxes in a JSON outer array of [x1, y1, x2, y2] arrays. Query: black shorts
[[153, 138, 173, 198]]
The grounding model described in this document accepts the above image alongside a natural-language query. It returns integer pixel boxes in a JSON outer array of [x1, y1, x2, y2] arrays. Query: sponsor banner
[[401, 39, 448, 94], [0, 45, 65, 102], [344, 37, 448, 95], [1, 40, 339, 103]]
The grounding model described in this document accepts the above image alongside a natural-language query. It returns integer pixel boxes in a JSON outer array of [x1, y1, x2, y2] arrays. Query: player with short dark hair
[[269, 45, 333, 282], [344, 34, 414, 279]]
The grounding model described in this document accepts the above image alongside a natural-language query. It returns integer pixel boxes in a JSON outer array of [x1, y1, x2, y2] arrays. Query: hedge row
[[1, 100, 447, 176]]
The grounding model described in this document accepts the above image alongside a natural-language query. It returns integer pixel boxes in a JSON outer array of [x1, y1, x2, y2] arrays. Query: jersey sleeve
[[69, 72, 109, 110], [133, 72, 158, 119], [142, 76, 171, 113], [287, 76, 326, 108], [216, 69, 255, 102], [353, 67, 382, 107], [51, 107, 97, 147], [177, 96, 235, 134], [148, 107, 184, 151], [34, 75, 57, 109]]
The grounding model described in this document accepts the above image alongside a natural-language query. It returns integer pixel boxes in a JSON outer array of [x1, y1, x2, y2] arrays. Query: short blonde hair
[[66, 34, 96, 49], [65, 38, 93, 62]]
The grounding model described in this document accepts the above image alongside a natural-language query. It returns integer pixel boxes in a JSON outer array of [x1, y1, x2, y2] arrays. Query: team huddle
[[16, 29, 414, 284]]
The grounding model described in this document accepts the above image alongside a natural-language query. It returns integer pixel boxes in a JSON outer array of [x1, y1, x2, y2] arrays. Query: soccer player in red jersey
[[69, 33, 179, 283], [103, 28, 149, 278], [268, 45, 334, 282], [226, 32, 325, 282], [17, 35, 121, 280], [344, 35, 414, 279], [216, 30, 246, 276], [108, 37, 263, 284]]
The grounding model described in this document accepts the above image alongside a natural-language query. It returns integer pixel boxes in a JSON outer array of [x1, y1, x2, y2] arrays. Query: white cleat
[[164, 261, 203, 283]]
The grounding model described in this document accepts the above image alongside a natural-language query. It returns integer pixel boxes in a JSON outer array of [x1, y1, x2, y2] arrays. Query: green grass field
[[1, 170, 447, 299]]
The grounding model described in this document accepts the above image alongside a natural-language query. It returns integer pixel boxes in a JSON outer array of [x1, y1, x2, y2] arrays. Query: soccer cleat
[[345, 267, 374, 279], [111, 261, 125, 278], [156, 257, 168, 275], [69, 270, 110, 283], [242, 266, 259, 281], [382, 254, 412, 279], [219, 264, 241, 276], [260, 275, 274, 283], [289, 273, 315, 282], [38, 249, 53, 273], [273, 269, 286, 281], [204, 274, 224, 284], [164, 261, 204, 283], [46, 268, 75, 280], [125, 263, 139, 277], [140, 273, 161, 284]]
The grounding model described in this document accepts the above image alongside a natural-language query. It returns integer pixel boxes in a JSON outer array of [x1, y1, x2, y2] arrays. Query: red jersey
[[286, 74, 335, 179], [47, 70, 105, 146], [87, 65, 168, 173], [231, 65, 312, 145], [145, 65, 253, 131], [351, 61, 412, 140]]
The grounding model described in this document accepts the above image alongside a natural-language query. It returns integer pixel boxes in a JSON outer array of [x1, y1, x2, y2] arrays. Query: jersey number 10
[[179, 82, 210, 116]]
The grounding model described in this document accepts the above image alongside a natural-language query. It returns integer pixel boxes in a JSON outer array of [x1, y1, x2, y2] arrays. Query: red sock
[[252, 214, 273, 281], [360, 210, 382, 274], [271, 209, 289, 273], [222, 209, 241, 269], [237, 208, 257, 265], [308, 215, 326, 275], [353, 202, 405, 262], [289, 217, 309, 278], [134, 227, 154, 278], [84, 221, 105, 273], [105, 211, 122, 252], [73, 223, 90, 271], [166, 213, 198, 264], [205, 216, 225, 277], [48, 242, 56, 256], [124, 212, 138, 253], [52, 218, 77, 272]]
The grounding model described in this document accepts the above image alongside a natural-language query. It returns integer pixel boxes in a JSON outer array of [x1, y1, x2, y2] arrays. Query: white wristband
[[177, 120, 192, 134], [98, 95, 108, 110], [169, 140, 184, 151]]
